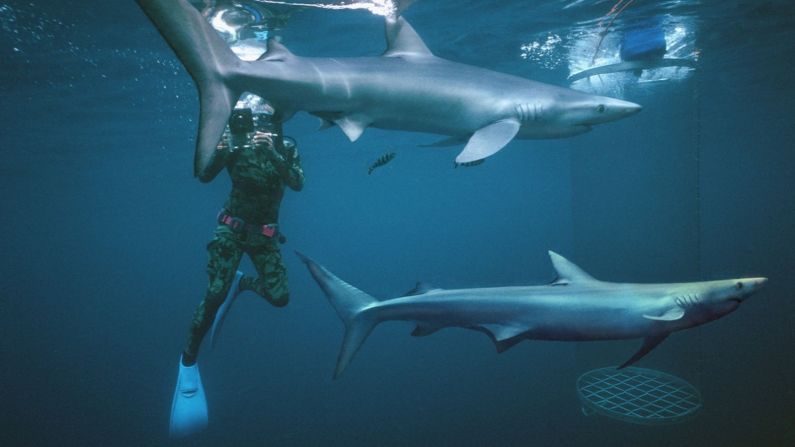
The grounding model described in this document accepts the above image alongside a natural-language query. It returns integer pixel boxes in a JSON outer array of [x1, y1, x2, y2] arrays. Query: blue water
[[1, 0, 794, 445]]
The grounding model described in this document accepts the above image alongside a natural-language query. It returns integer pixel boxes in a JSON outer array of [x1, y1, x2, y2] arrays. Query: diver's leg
[[170, 230, 240, 437], [183, 230, 243, 365], [242, 241, 289, 308]]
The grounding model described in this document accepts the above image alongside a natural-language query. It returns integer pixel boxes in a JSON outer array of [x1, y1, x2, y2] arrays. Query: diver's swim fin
[[169, 355, 208, 438], [210, 270, 244, 348]]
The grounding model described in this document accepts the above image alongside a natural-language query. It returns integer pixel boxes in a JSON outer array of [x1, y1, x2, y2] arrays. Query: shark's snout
[[574, 97, 642, 126], [617, 100, 642, 116], [732, 277, 767, 302], [604, 98, 642, 120]]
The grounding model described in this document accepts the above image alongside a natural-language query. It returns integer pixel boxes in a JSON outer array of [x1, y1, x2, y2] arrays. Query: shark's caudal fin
[[136, 0, 241, 178], [296, 252, 379, 378]]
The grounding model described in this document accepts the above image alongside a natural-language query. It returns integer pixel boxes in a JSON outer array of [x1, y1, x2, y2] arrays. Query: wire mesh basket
[[577, 366, 702, 425]]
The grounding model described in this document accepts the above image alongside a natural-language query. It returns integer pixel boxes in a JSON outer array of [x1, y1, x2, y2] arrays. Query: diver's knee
[[270, 293, 289, 308]]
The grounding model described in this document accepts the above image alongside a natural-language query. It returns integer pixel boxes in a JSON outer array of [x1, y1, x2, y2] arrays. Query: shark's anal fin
[[480, 324, 525, 341], [455, 119, 521, 164], [470, 326, 525, 353], [618, 333, 670, 369], [643, 308, 685, 321], [335, 114, 372, 142]]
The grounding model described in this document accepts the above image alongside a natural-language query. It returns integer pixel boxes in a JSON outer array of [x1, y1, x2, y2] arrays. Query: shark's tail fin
[[296, 252, 380, 378], [136, 0, 241, 178]]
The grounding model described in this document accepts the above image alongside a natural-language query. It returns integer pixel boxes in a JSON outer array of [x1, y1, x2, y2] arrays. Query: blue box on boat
[[620, 24, 667, 61]]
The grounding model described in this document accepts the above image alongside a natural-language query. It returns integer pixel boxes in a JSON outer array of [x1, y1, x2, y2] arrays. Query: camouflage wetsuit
[[184, 128, 304, 362]]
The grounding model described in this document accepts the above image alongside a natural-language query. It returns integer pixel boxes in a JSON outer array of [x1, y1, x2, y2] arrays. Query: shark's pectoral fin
[[455, 119, 521, 164], [335, 114, 372, 142], [618, 333, 670, 369], [411, 323, 442, 337], [480, 324, 525, 341], [643, 308, 685, 321]]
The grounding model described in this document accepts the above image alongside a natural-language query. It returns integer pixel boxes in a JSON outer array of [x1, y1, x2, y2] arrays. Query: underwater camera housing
[[253, 111, 278, 135], [227, 108, 254, 151], [229, 107, 254, 135]]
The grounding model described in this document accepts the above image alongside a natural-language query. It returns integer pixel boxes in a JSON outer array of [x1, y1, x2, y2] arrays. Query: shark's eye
[[736, 282, 744, 290], [596, 104, 605, 113]]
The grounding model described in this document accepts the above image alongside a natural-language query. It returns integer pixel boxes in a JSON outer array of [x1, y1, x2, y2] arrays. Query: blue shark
[[297, 251, 765, 378], [135, 0, 642, 178]]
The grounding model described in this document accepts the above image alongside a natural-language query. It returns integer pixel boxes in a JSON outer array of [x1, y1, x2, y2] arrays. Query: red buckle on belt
[[261, 225, 276, 238], [220, 214, 244, 231]]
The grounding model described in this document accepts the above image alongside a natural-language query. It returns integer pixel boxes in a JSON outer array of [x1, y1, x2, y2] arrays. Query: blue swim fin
[[169, 356, 208, 438], [209, 271, 244, 348]]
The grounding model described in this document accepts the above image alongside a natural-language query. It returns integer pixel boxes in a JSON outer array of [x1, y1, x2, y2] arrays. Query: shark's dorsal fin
[[260, 38, 294, 62], [455, 119, 521, 164], [404, 282, 437, 296], [643, 307, 685, 321], [383, 16, 434, 58], [548, 251, 596, 284]]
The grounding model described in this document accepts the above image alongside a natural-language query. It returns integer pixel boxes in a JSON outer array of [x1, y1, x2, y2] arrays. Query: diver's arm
[[281, 146, 304, 192], [197, 132, 232, 183], [254, 132, 305, 191]]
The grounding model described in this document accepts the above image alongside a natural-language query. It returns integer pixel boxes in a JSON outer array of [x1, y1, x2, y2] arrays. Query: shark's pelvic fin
[[548, 251, 597, 284], [135, 0, 241, 178], [310, 111, 342, 130], [618, 333, 670, 369], [643, 307, 685, 321], [295, 252, 379, 378], [455, 119, 521, 164], [383, 16, 434, 58], [335, 114, 372, 142]]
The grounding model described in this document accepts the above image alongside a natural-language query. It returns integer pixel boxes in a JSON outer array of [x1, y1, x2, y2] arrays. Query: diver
[[169, 94, 304, 438], [169, 1, 303, 438]]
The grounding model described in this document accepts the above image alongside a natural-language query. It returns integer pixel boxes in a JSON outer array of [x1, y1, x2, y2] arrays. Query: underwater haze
[[2, 0, 795, 446]]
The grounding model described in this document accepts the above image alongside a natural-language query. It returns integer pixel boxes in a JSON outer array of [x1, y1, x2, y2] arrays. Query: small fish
[[454, 159, 486, 168], [368, 151, 396, 174]]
